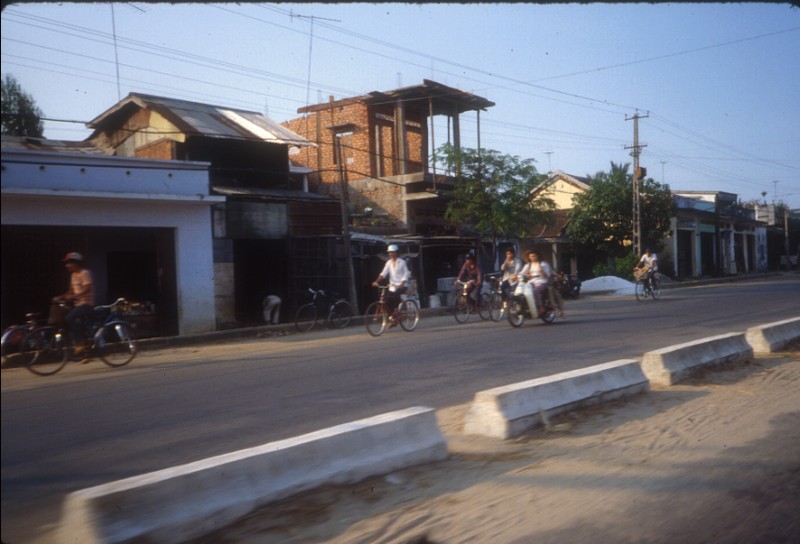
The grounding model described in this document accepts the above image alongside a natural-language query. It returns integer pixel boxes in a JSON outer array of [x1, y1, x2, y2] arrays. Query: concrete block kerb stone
[[641, 332, 753, 386], [464, 359, 649, 440], [58, 406, 447, 544], [745, 317, 800, 353]]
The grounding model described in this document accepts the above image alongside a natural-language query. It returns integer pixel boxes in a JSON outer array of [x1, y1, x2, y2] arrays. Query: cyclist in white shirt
[[634, 247, 658, 289], [372, 244, 409, 317]]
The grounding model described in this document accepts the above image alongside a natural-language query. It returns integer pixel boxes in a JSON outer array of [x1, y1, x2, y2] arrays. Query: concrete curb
[[463, 359, 649, 440], [745, 317, 800, 353], [641, 332, 753, 386], [57, 406, 447, 544]]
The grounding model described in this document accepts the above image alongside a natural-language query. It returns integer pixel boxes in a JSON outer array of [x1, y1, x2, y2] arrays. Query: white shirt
[[379, 257, 410, 286], [520, 261, 549, 286], [640, 253, 658, 271]]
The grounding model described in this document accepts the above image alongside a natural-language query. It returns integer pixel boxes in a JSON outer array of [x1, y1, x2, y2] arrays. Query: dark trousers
[[66, 304, 93, 345]]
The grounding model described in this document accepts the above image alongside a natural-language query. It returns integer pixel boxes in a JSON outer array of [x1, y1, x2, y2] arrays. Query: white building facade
[[1, 144, 223, 335]]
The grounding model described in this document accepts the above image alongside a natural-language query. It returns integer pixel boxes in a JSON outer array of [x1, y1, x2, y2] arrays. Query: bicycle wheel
[[294, 303, 318, 332], [97, 322, 138, 367], [365, 302, 387, 337], [397, 300, 420, 332], [21, 326, 69, 376], [477, 293, 492, 320], [328, 300, 353, 329], [453, 293, 470, 323], [507, 298, 525, 328], [651, 279, 662, 300], [489, 293, 504, 322], [635, 281, 647, 301], [1, 325, 29, 364]]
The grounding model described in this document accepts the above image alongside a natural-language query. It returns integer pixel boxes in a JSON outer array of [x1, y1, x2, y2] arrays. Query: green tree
[[566, 162, 674, 258], [1, 74, 44, 137], [438, 143, 554, 254]]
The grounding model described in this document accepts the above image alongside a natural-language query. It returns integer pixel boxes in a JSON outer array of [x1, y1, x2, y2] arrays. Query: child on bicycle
[[454, 254, 482, 312]]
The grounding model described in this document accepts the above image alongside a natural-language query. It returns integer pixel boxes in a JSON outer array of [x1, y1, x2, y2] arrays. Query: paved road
[[2, 275, 798, 543]]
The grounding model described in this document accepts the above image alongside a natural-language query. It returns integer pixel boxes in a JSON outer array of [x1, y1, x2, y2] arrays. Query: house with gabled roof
[[85, 93, 348, 325], [526, 170, 594, 277]]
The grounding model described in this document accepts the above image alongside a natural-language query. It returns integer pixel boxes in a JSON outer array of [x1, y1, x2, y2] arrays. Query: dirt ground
[[194, 344, 800, 544]]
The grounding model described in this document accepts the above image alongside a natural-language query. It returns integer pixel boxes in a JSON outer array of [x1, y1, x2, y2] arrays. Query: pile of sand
[[580, 275, 636, 296]]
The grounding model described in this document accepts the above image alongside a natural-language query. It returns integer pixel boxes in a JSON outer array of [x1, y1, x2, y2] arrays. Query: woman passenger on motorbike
[[517, 251, 549, 318]]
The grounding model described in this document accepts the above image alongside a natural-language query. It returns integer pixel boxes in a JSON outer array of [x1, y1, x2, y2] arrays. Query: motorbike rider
[[514, 250, 549, 318], [499, 248, 523, 307]]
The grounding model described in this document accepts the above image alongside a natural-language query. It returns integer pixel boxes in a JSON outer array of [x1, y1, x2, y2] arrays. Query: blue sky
[[2, 2, 798, 207]]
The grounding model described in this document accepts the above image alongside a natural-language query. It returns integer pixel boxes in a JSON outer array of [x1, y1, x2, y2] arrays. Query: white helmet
[[387, 244, 399, 252]]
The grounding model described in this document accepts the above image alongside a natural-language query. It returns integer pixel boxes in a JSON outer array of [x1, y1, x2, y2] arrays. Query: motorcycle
[[556, 271, 581, 299], [507, 281, 557, 327]]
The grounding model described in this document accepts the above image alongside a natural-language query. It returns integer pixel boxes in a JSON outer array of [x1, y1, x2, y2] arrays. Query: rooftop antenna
[[290, 11, 341, 115], [110, 4, 122, 101], [544, 151, 554, 173]]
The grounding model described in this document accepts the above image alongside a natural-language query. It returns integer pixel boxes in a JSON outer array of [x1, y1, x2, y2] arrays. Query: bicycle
[[20, 298, 138, 376], [1, 311, 43, 364], [482, 273, 505, 322], [634, 270, 661, 301], [453, 280, 491, 323], [294, 288, 353, 332], [364, 284, 420, 337]]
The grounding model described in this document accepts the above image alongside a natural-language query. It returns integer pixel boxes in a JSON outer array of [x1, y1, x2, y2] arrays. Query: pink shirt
[[70, 269, 95, 306]]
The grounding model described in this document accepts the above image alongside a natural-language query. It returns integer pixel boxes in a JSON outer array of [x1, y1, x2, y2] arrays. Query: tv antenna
[[290, 12, 341, 113]]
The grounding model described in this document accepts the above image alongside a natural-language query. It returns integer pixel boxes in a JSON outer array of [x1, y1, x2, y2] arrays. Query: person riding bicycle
[[372, 244, 409, 322], [499, 248, 523, 306], [515, 250, 549, 318], [454, 254, 482, 312], [634, 247, 659, 290], [52, 252, 95, 356]]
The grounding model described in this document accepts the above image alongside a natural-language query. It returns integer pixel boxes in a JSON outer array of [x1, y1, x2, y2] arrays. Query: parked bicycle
[[453, 280, 492, 323], [634, 270, 662, 301], [294, 288, 353, 332], [482, 273, 505, 322], [1, 311, 43, 364], [364, 284, 419, 337], [20, 298, 138, 376]]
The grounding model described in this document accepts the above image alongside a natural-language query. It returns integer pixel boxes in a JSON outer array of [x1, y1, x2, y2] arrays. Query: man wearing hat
[[372, 244, 409, 321], [53, 252, 95, 355]]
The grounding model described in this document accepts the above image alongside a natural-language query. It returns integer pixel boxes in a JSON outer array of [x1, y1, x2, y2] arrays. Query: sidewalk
[[192, 345, 800, 544]]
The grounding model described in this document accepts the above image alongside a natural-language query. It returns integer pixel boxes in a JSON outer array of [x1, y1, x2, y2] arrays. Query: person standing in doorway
[[262, 295, 281, 325]]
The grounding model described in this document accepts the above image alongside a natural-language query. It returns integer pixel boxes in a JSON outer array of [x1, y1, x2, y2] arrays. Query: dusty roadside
[[190, 341, 800, 544]]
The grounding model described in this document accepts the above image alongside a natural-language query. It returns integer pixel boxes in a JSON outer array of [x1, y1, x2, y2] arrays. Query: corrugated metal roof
[[1, 135, 109, 154], [88, 93, 314, 147]]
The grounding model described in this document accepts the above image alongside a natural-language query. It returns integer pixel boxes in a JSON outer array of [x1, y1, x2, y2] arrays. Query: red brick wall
[[284, 101, 427, 228]]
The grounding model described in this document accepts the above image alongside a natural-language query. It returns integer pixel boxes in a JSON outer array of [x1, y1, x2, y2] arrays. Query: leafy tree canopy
[[566, 162, 674, 257], [1, 74, 44, 137], [437, 143, 554, 244]]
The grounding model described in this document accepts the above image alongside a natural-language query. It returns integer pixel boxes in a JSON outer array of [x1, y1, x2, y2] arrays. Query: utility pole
[[329, 96, 358, 312], [625, 111, 648, 256], [544, 151, 554, 173]]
